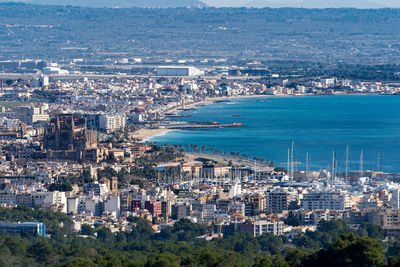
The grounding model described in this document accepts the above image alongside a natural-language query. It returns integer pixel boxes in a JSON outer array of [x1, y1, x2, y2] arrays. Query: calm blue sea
[[148, 95, 400, 173]]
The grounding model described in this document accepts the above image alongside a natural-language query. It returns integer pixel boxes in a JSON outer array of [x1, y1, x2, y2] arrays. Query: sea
[[147, 95, 400, 173]]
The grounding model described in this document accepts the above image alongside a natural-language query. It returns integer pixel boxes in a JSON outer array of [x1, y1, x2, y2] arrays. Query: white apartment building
[[242, 220, 284, 236], [302, 190, 352, 211], [99, 114, 126, 133], [43, 191, 67, 213], [104, 195, 120, 218]]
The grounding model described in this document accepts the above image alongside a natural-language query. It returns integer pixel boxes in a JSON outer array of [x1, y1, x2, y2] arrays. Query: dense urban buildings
[[0, 3, 399, 266]]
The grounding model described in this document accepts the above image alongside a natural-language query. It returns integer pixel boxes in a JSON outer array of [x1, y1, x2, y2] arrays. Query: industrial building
[[156, 66, 203, 77], [42, 67, 69, 75], [0, 222, 46, 237]]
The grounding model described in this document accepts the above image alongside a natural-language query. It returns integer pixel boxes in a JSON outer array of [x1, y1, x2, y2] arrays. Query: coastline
[[182, 94, 274, 110], [183, 92, 382, 111], [130, 128, 178, 142], [134, 93, 383, 142]]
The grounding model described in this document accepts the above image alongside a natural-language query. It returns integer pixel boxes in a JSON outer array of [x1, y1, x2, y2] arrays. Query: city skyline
[[0, 1, 399, 266]]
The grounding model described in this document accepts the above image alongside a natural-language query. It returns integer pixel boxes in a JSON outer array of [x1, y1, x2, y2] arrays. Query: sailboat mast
[[306, 152, 309, 179], [331, 150, 335, 186], [287, 148, 290, 177], [360, 149, 363, 177], [345, 145, 349, 181], [377, 152, 380, 172], [291, 141, 294, 178]]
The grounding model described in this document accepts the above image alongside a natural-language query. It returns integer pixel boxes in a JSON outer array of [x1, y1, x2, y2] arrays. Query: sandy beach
[[130, 128, 177, 142]]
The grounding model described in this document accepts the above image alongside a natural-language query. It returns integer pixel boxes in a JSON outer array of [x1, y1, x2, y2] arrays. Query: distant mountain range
[[2, 0, 400, 8], [7, 0, 208, 8], [243, 0, 385, 8], [202, 0, 400, 8]]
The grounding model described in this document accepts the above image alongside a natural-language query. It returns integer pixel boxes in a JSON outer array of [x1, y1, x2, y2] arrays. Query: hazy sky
[[202, 0, 400, 8]]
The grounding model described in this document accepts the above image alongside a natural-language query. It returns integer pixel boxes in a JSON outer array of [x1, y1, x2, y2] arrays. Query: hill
[[2, 0, 208, 8], [1, 3, 400, 63]]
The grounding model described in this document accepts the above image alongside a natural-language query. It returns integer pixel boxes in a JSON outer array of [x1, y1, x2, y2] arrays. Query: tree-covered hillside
[[1, 206, 400, 266]]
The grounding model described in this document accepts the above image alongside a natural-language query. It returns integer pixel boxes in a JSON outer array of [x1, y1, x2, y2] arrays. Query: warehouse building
[[156, 66, 203, 76]]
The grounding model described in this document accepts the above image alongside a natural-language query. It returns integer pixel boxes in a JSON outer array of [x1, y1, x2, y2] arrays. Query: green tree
[[388, 256, 400, 267], [198, 248, 226, 267], [302, 233, 386, 267], [285, 212, 302, 226], [28, 240, 58, 265], [356, 223, 384, 240], [96, 227, 115, 244], [253, 257, 272, 267], [285, 249, 306, 267], [145, 253, 181, 267], [80, 224, 95, 236]]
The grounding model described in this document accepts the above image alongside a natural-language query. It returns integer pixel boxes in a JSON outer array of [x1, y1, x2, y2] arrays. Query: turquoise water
[[148, 95, 400, 173]]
